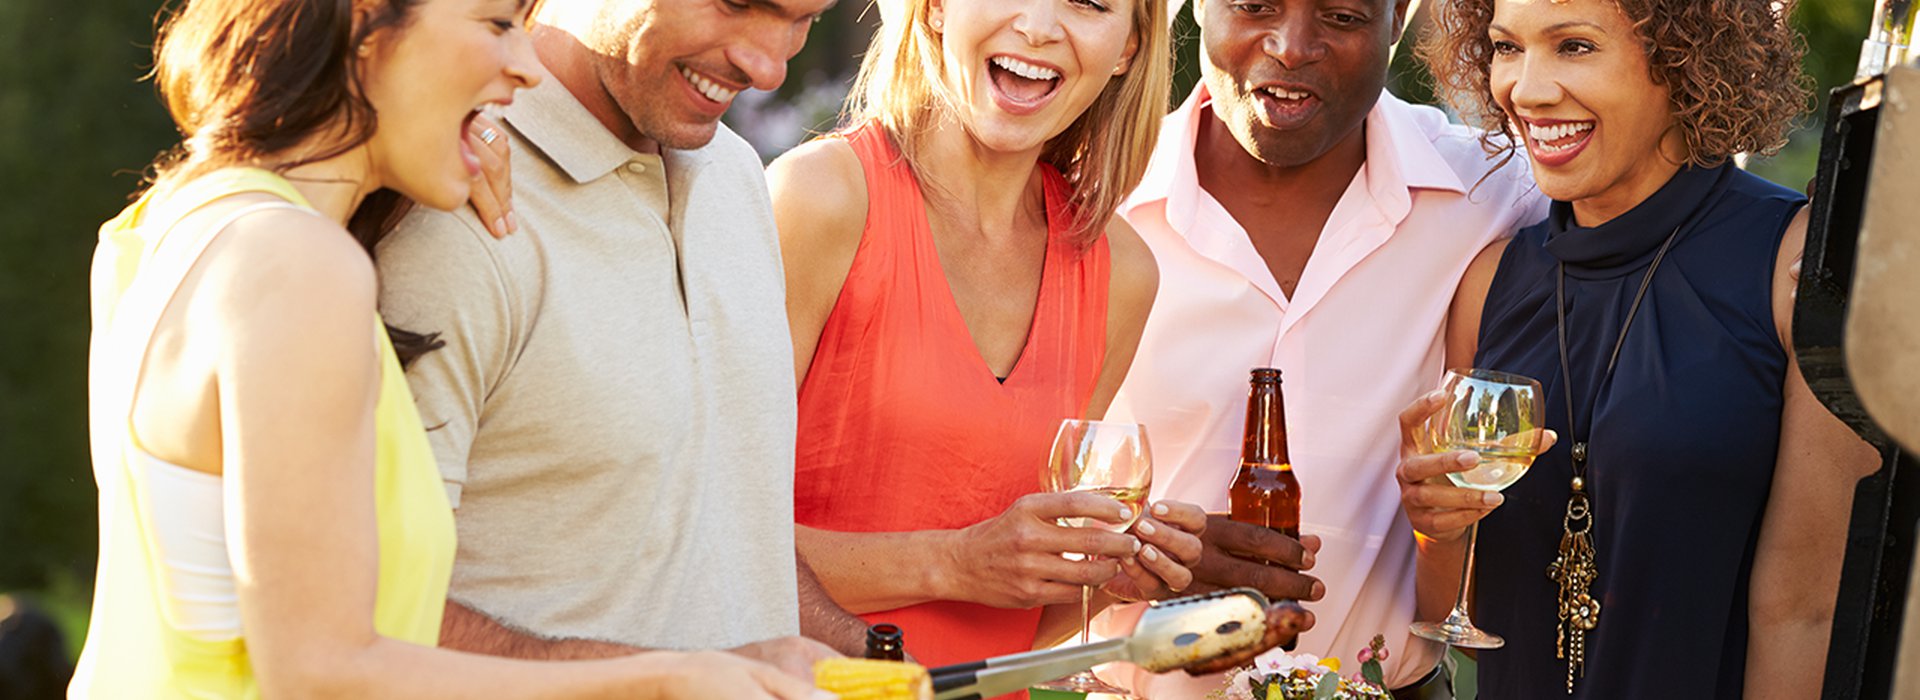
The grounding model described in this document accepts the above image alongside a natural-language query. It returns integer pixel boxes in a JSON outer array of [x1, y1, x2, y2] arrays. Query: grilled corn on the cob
[[812, 658, 932, 700]]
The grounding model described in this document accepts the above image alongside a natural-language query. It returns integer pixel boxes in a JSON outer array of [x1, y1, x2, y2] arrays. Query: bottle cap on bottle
[[864, 623, 905, 661]]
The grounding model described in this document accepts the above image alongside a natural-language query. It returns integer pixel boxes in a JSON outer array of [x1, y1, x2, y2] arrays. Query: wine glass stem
[[1452, 521, 1480, 618], [1079, 583, 1093, 645]]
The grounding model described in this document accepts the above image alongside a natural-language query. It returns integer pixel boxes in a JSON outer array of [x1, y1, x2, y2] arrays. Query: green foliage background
[[0, 0, 1879, 653], [2, 0, 181, 594]]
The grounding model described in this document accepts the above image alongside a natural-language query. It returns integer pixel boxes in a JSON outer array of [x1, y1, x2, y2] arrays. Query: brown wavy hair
[[150, 0, 422, 186], [1418, 0, 1812, 168], [149, 0, 447, 365]]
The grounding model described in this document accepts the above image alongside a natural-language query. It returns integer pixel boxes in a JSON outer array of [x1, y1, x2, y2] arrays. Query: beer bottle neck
[[1242, 384, 1291, 465]]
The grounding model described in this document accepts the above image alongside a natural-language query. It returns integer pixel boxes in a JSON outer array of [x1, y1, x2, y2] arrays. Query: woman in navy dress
[[1395, 0, 1881, 697]]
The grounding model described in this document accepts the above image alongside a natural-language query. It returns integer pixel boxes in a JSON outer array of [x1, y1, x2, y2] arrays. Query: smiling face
[[930, 0, 1140, 155], [1488, 0, 1683, 219], [360, 0, 542, 210], [1196, 0, 1404, 168], [587, 0, 834, 150]]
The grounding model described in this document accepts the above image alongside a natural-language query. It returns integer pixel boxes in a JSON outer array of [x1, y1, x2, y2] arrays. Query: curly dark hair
[[1418, 0, 1812, 168]]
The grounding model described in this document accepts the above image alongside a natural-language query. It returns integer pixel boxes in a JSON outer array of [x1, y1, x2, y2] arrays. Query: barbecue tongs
[[926, 588, 1271, 700]]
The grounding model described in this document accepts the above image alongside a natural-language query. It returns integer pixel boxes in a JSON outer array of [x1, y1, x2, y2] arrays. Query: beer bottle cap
[[864, 623, 904, 660]]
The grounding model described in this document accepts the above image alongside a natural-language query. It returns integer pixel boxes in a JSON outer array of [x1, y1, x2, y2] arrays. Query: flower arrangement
[[1209, 635, 1395, 700]]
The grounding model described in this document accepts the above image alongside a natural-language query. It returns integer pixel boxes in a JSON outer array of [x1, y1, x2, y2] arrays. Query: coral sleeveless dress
[[74, 168, 455, 698], [794, 122, 1112, 672]]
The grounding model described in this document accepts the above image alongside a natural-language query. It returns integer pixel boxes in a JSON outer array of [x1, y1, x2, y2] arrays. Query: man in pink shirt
[[1099, 0, 1546, 696]]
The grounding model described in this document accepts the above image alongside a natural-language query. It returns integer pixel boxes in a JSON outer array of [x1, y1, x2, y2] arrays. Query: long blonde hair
[[846, 0, 1170, 246]]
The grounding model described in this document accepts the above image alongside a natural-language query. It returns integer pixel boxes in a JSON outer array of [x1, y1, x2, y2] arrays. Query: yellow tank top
[[72, 168, 455, 698]]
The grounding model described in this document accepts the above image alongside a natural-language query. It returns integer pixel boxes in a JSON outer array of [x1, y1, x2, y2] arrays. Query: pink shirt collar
[[1124, 84, 1468, 237]]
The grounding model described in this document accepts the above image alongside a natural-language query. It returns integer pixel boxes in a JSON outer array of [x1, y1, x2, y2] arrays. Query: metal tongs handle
[[925, 588, 1271, 699], [928, 639, 1129, 700]]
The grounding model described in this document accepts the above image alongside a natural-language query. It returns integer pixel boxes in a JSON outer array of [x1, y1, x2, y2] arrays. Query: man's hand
[[730, 635, 843, 683], [1182, 601, 1316, 676], [1188, 516, 1325, 603], [465, 113, 516, 239], [665, 650, 833, 700]]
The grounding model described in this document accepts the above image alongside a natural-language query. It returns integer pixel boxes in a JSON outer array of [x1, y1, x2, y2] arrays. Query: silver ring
[[478, 128, 499, 145]]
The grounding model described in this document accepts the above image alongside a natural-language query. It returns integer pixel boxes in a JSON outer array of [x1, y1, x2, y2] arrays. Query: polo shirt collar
[[504, 79, 644, 184]]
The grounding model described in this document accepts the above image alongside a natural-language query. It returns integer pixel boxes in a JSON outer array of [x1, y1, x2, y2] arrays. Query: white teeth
[[991, 56, 1060, 81], [1526, 121, 1594, 146], [679, 66, 739, 104], [1263, 87, 1311, 100]]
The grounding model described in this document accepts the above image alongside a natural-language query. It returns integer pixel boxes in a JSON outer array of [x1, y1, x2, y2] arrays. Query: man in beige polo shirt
[[374, 0, 859, 671]]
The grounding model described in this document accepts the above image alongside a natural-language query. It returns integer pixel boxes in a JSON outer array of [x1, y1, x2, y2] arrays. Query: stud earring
[[930, 17, 943, 31], [356, 42, 371, 57]]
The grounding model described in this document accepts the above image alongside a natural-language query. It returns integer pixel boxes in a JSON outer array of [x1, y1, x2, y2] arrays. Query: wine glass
[[1033, 419, 1152, 697], [1409, 369, 1545, 649]]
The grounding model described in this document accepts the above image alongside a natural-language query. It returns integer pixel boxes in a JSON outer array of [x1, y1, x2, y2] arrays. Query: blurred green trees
[[0, 0, 1887, 625], [1, 0, 179, 592]]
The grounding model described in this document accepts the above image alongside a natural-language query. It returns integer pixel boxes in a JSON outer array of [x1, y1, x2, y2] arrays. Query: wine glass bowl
[[1410, 369, 1544, 650], [1047, 419, 1152, 532], [1035, 419, 1152, 697], [1427, 368, 1547, 492]]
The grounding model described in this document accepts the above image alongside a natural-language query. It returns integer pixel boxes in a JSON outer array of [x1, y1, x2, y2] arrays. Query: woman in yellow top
[[76, 0, 827, 698]]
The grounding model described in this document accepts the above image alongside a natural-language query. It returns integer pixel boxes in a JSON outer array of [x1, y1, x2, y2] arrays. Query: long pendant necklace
[[1547, 223, 1684, 694]]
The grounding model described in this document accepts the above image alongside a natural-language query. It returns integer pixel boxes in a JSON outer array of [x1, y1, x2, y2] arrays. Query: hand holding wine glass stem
[[1397, 393, 1559, 542], [1406, 369, 1547, 648], [940, 492, 1142, 609], [1104, 501, 1209, 601]]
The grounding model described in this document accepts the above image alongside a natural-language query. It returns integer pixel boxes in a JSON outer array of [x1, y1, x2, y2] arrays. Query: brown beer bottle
[[863, 623, 906, 661], [1229, 368, 1301, 539]]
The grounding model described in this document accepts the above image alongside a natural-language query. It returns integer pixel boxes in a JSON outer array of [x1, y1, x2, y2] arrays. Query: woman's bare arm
[[1746, 209, 1882, 699]]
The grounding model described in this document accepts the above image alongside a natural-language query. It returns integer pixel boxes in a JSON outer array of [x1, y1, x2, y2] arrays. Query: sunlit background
[[0, 0, 1877, 663]]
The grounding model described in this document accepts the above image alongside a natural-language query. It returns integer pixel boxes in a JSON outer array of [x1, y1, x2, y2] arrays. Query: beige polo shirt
[[375, 79, 799, 649]]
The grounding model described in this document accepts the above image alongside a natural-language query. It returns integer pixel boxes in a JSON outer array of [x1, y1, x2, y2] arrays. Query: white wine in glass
[[1062, 485, 1148, 531], [1410, 368, 1544, 650], [1035, 419, 1152, 698]]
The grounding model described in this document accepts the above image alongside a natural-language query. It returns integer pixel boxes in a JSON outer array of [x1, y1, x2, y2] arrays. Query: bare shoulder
[[1445, 236, 1515, 363], [1455, 236, 1513, 317], [199, 204, 376, 331], [1464, 236, 1514, 285], [767, 137, 868, 250], [770, 137, 871, 380], [1103, 215, 1159, 312], [1771, 206, 1811, 347]]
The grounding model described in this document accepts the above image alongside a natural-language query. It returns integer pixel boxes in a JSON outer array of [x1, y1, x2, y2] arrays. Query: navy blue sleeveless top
[[1471, 164, 1803, 699]]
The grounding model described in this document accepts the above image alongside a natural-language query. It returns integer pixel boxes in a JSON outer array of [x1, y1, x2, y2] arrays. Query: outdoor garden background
[[0, 0, 1876, 667]]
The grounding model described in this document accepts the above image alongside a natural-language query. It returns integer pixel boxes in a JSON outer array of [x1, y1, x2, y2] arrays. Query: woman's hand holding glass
[[944, 491, 1145, 609], [1395, 388, 1558, 542], [1103, 500, 1208, 601], [1402, 369, 1554, 648]]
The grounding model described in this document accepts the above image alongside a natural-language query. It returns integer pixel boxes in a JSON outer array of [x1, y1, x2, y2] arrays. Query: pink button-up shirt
[[1103, 87, 1547, 695]]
